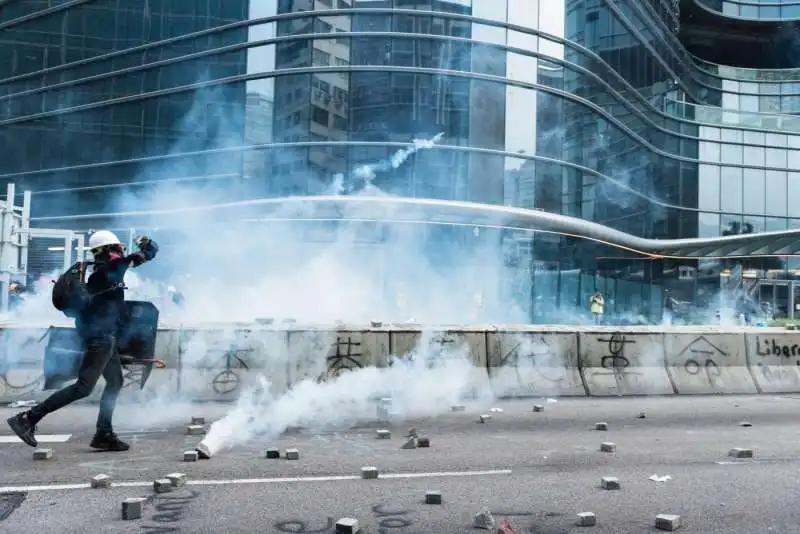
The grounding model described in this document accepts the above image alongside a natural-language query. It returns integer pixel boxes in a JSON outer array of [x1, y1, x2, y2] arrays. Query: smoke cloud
[[199, 337, 485, 457]]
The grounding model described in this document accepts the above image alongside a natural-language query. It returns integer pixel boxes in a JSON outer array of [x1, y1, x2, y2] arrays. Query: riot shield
[[42, 301, 161, 391]]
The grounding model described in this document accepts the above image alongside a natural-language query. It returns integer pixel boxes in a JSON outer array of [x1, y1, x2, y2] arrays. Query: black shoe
[[7, 412, 38, 448], [90, 431, 130, 452]]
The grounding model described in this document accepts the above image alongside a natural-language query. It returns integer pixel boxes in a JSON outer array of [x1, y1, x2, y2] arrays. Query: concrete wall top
[[0, 322, 796, 335]]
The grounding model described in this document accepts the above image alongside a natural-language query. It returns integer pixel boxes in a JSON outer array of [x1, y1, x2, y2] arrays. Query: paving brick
[[361, 466, 379, 479], [638, 411, 646, 419], [183, 451, 198, 462], [191, 417, 206, 425], [655, 514, 682, 531], [728, 447, 753, 459], [417, 437, 430, 448], [533, 405, 544, 412], [739, 421, 752, 427], [265, 448, 280, 459], [425, 491, 442, 505], [595, 422, 608, 431], [473, 510, 495, 530], [121, 498, 146, 520], [153, 479, 173, 493], [576, 512, 596, 526], [166, 473, 187, 487], [478, 414, 492, 423], [600, 442, 616, 453], [285, 448, 300, 460], [186, 425, 205, 436], [335, 517, 359, 534], [600, 477, 620, 490], [90, 474, 111, 489], [451, 405, 466, 412], [376, 429, 391, 439], [400, 437, 417, 449], [33, 449, 52, 461]]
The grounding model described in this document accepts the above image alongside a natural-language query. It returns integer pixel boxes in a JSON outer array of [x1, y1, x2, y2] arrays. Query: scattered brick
[[121, 498, 146, 520], [417, 437, 430, 448], [600, 477, 620, 490], [285, 448, 300, 460], [473, 510, 495, 530], [153, 479, 173, 493], [576, 512, 596, 526], [533, 405, 544, 413], [33, 449, 52, 461], [183, 451, 198, 462], [265, 448, 280, 459], [451, 405, 466, 412], [361, 466, 379, 480], [595, 422, 608, 431], [728, 447, 753, 459], [376, 429, 391, 439], [400, 437, 417, 449], [600, 442, 616, 453], [425, 491, 442, 505], [335, 518, 360, 534], [166, 473, 187, 487], [655, 514, 682, 531], [479, 414, 492, 423], [90, 474, 111, 489], [186, 425, 205, 436]]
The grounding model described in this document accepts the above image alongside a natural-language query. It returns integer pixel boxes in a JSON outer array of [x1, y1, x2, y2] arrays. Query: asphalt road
[[1, 395, 800, 533]]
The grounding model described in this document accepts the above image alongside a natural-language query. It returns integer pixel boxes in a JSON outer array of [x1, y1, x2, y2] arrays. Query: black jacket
[[76, 241, 158, 337]]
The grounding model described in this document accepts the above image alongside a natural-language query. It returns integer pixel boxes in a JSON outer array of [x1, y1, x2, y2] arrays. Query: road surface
[[1, 395, 798, 533]]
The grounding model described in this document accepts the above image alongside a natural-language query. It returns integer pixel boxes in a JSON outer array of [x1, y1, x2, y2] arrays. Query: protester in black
[[6, 231, 158, 451]]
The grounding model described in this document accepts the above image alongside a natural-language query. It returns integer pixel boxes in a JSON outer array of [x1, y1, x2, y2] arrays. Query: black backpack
[[52, 261, 94, 318]]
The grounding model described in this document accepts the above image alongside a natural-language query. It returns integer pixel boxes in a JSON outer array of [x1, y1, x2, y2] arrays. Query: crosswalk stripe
[[0, 434, 71, 444]]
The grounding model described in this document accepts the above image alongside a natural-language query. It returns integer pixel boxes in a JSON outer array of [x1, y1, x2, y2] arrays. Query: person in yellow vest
[[590, 291, 605, 324]]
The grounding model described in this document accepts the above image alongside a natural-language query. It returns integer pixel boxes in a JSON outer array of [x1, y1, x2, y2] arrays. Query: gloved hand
[[134, 236, 159, 261]]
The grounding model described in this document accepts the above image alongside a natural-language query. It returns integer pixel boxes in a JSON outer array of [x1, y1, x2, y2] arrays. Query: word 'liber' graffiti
[[755, 337, 800, 359]]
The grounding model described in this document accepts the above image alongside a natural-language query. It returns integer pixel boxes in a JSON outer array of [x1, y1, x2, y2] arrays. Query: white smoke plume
[[198, 338, 485, 457]]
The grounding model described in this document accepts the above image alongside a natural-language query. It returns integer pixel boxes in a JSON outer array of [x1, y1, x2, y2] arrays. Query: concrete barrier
[[287, 326, 390, 384], [0, 327, 50, 401], [578, 329, 674, 396], [4, 324, 800, 404], [389, 326, 491, 398], [487, 326, 586, 397], [664, 331, 756, 394], [746, 332, 800, 393]]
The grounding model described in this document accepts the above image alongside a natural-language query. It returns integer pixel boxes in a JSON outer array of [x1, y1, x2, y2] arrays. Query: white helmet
[[88, 230, 122, 252]]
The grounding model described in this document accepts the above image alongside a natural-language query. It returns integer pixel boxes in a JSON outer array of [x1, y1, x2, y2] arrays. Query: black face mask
[[94, 245, 124, 261]]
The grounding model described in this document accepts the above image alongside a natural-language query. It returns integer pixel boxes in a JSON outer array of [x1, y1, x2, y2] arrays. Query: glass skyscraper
[[1, 0, 799, 321]]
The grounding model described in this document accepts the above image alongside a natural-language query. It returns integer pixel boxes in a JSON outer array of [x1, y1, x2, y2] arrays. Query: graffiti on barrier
[[678, 336, 724, 387], [324, 336, 363, 378], [597, 333, 637, 379], [497, 335, 570, 387], [754, 337, 800, 360]]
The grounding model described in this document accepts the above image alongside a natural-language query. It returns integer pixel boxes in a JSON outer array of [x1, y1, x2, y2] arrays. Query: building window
[[312, 105, 329, 126], [314, 19, 333, 33], [313, 49, 331, 66]]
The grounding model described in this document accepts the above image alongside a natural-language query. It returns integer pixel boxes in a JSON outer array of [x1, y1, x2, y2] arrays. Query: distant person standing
[[590, 291, 605, 324]]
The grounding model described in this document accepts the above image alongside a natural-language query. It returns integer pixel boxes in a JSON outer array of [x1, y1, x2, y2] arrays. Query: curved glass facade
[[0, 0, 798, 321], [696, 0, 800, 20]]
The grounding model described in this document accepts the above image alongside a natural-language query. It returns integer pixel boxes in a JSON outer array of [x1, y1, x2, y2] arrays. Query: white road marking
[[715, 459, 783, 465], [0, 434, 71, 444], [0, 468, 513, 493]]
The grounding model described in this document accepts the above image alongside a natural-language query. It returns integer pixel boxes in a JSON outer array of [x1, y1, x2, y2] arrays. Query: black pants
[[31, 334, 123, 433]]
